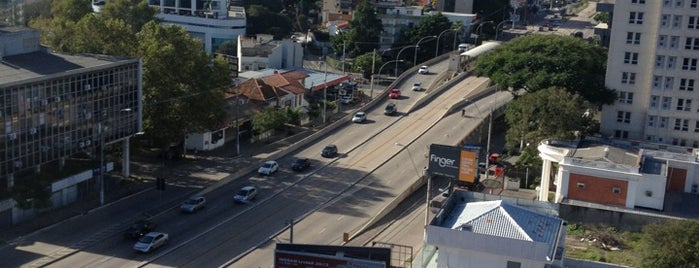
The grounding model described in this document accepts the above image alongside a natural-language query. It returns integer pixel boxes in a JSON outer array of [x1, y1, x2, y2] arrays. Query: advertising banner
[[429, 144, 479, 184]]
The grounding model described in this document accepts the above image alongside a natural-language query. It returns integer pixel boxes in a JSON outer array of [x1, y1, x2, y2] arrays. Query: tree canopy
[[474, 34, 616, 105], [352, 51, 384, 74], [396, 13, 453, 63], [246, 5, 293, 39], [347, 0, 383, 55], [638, 219, 699, 268]]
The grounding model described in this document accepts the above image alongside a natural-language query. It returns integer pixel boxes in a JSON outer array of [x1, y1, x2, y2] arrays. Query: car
[[352, 112, 367, 123], [340, 95, 353, 104], [411, 82, 422, 91], [388, 88, 401, 99], [321, 144, 338, 158], [124, 219, 157, 240], [384, 103, 397, 115], [133, 232, 169, 253], [258, 160, 279, 175], [234, 186, 257, 204], [180, 196, 206, 213], [418, 65, 429, 74], [291, 157, 311, 171]]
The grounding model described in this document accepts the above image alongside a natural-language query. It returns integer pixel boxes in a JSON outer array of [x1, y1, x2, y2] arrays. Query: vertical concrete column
[[539, 159, 551, 202], [122, 138, 130, 178]]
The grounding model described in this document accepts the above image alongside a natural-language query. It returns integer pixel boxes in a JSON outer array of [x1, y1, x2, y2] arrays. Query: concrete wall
[[558, 202, 678, 232]]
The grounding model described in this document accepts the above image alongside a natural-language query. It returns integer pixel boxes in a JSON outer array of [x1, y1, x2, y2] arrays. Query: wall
[[558, 202, 678, 232], [568, 173, 628, 207]]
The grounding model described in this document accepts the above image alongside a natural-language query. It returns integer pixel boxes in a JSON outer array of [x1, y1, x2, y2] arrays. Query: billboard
[[275, 244, 390, 268], [428, 144, 479, 184]]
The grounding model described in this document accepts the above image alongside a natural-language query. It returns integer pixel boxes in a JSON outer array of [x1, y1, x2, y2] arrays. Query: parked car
[[234, 186, 257, 204], [321, 144, 338, 158], [384, 103, 397, 115], [258, 160, 279, 175], [124, 219, 157, 240], [418, 66, 429, 74], [340, 95, 353, 104], [411, 82, 422, 91], [291, 157, 311, 171], [388, 88, 401, 99], [180, 196, 206, 213], [352, 112, 367, 123], [133, 232, 169, 253]]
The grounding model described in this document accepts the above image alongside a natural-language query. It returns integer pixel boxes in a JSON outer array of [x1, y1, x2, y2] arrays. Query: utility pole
[[369, 49, 376, 100], [323, 60, 328, 124]]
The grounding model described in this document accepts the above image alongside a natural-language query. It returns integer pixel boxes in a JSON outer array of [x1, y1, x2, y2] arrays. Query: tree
[[100, 0, 158, 33], [216, 41, 237, 56], [70, 15, 137, 56], [137, 22, 230, 149], [253, 107, 290, 135], [246, 5, 293, 38], [352, 51, 384, 74], [51, 0, 93, 22], [348, 0, 383, 55], [474, 35, 616, 105], [504, 87, 595, 153], [396, 13, 452, 63], [594, 12, 610, 24], [638, 219, 699, 268]]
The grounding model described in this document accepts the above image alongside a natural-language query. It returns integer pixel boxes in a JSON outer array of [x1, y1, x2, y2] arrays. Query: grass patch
[[565, 223, 642, 267]]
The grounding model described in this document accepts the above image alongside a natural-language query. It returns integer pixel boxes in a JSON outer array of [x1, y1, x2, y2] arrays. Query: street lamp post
[[414, 35, 437, 66], [495, 20, 512, 41], [395, 142, 430, 236], [436, 28, 457, 57], [371, 59, 404, 100], [473, 21, 494, 45], [395, 45, 417, 77], [322, 60, 328, 124]]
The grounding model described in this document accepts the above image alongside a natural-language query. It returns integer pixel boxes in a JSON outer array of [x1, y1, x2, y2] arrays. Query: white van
[[458, 43, 469, 52]]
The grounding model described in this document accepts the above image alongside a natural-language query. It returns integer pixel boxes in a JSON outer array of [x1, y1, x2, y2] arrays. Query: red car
[[388, 88, 401, 99]]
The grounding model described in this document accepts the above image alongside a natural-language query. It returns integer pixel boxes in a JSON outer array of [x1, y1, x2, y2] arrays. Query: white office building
[[600, 1, 699, 148]]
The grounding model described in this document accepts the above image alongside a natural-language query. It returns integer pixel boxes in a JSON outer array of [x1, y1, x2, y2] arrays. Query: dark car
[[384, 103, 397, 115], [291, 158, 311, 171], [321, 144, 338, 158], [124, 219, 157, 240]]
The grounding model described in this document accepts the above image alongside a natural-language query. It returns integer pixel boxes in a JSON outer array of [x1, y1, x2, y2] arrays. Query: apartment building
[[0, 27, 142, 225], [600, 0, 699, 148], [237, 34, 304, 72]]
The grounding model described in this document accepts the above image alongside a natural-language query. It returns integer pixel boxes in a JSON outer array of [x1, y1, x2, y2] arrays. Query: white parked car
[[133, 232, 168, 253], [234, 186, 258, 204], [258, 160, 279, 175], [418, 66, 429, 74], [180, 196, 206, 213], [340, 95, 353, 104], [352, 112, 367, 123]]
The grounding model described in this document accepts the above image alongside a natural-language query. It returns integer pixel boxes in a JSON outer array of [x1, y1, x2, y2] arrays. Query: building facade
[[600, 1, 699, 148], [237, 34, 304, 72]]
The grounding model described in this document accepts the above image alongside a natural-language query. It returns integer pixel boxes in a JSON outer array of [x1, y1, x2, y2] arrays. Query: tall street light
[[395, 142, 430, 237], [395, 45, 417, 77], [473, 21, 494, 45], [495, 20, 512, 41], [322, 60, 328, 124], [436, 28, 457, 57], [414, 35, 437, 66], [371, 59, 404, 100]]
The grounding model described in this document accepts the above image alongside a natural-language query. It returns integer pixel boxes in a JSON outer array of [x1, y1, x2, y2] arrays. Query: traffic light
[[156, 177, 166, 191]]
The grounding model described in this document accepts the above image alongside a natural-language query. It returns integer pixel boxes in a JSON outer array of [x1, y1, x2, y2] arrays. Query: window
[[615, 130, 629, 138], [677, 99, 692, 111], [675, 15, 684, 29], [685, 37, 699, 50], [653, 75, 662, 89], [650, 95, 659, 108], [668, 56, 677, 69], [661, 14, 671, 27], [664, 0, 672, 6], [680, 78, 695, 91], [646, 135, 657, 142], [676, 0, 685, 7], [692, 0, 698, 8], [656, 55, 666, 68], [672, 138, 687, 146], [694, 140, 699, 148], [629, 12, 644, 24], [612, 187, 621, 194], [624, 52, 639, 64], [670, 36, 680, 49], [658, 35, 667, 48], [622, 72, 637, 84], [662, 97, 673, 110], [577, 182, 586, 188], [632, 0, 646, 3], [695, 121, 699, 132], [626, 32, 641, 44], [507, 261, 522, 268], [682, 58, 698, 70], [619, 91, 634, 104], [674, 118, 689, 131], [648, 115, 657, 127], [665, 77, 675, 90], [660, 117, 669, 128], [690, 16, 699, 29], [617, 111, 631, 123]]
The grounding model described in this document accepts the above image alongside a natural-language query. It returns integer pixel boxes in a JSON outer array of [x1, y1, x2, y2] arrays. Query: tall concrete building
[[600, 0, 699, 148]]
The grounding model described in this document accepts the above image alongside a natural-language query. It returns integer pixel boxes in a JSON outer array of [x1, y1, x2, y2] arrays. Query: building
[[0, 27, 142, 226], [599, 1, 699, 148], [379, 6, 477, 49], [425, 195, 566, 268], [537, 137, 699, 210], [148, 1, 246, 54], [237, 34, 304, 72]]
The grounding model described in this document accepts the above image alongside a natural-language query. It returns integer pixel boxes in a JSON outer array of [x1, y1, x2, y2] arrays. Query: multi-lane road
[[6, 55, 511, 268]]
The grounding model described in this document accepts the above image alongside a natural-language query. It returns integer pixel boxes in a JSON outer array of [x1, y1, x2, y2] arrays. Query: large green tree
[[70, 15, 137, 56], [638, 219, 699, 268], [99, 0, 158, 33], [253, 107, 290, 135], [246, 5, 293, 38], [137, 22, 230, 149], [396, 13, 453, 63], [348, 0, 383, 55], [474, 34, 616, 105], [352, 51, 384, 74]]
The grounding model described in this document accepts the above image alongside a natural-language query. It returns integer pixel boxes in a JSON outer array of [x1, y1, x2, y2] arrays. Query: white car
[[352, 112, 367, 123], [133, 232, 168, 253], [180, 196, 206, 213], [340, 95, 353, 104], [258, 160, 278, 175], [234, 186, 257, 204], [418, 66, 429, 74], [411, 82, 422, 91]]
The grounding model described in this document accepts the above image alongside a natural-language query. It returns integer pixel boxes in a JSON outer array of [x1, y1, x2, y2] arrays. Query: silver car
[[234, 186, 257, 204], [180, 196, 206, 213], [133, 232, 169, 253]]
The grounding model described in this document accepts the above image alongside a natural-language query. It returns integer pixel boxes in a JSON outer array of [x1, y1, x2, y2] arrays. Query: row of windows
[[660, 0, 699, 8], [634, 12, 699, 29], [644, 134, 699, 148], [646, 116, 699, 133], [643, 53, 698, 71], [651, 76, 696, 91], [649, 95, 696, 111]]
